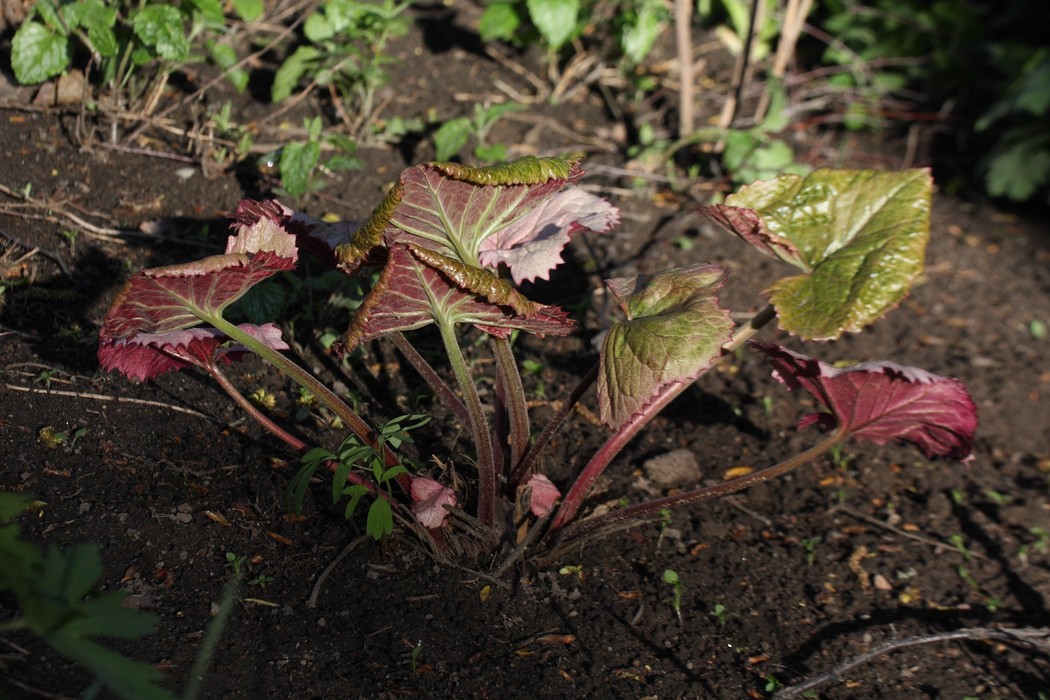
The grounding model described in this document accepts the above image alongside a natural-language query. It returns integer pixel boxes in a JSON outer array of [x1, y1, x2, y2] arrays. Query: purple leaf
[[337, 156, 616, 282], [525, 473, 560, 517], [753, 342, 977, 460], [99, 323, 287, 381], [410, 476, 457, 529], [343, 244, 574, 348], [478, 187, 619, 284]]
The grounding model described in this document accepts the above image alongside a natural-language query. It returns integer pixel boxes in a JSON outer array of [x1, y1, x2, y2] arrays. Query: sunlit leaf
[[343, 244, 573, 348], [701, 169, 932, 340], [754, 342, 977, 460], [598, 265, 734, 428]]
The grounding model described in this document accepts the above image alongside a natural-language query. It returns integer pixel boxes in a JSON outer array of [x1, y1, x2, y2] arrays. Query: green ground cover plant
[[96, 156, 976, 566]]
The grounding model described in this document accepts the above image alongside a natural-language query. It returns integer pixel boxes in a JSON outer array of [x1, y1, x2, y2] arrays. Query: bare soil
[[2, 6, 1049, 699]]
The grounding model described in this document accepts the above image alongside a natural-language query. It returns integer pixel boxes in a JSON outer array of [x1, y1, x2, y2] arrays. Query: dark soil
[[2, 6, 1049, 699]]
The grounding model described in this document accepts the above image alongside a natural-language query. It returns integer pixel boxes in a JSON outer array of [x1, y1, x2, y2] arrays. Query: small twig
[[0, 226, 70, 276], [675, 0, 695, 136], [832, 505, 989, 561], [306, 535, 369, 608], [774, 627, 1050, 699], [4, 384, 217, 421]]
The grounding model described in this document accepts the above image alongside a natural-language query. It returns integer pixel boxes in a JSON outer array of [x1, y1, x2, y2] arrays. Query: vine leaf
[[598, 265, 734, 428], [98, 324, 288, 382], [701, 169, 933, 340], [343, 244, 573, 348], [754, 342, 977, 460]]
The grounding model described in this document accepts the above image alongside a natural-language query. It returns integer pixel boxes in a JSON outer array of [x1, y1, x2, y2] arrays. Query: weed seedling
[[662, 569, 683, 623], [801, 536, 821, 566], [709, 603, 728, 629]]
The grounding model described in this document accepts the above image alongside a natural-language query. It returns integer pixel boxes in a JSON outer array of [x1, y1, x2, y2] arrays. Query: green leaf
[[189, 0, 225, 27], [621, 0, 666, 64], [304, 13, 335, 42], [984, 140, 1050, 201], [598, 265, 734, 428], [41, 543, 103, 604], [133, 5, 190, 62], [234, 0, 265, 22], [433, 117, 472, 161], [271, 45, 321, 102], [0, 491, 30, 522], [479, 2, 521, 42], [48, 635, 172, 700], [366, 498, 393, 540], [702, 169, 933, 340], [288, 448, 332, 512], [11, 22, 70, 85], [279, 140, 321, 198], [526, 0, 579, 49], [342, 484, 369, 519], [207, 41, 249, 93], [233, 278, 286, 323]]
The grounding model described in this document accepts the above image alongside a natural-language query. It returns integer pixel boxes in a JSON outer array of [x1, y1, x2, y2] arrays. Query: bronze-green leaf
[[701, 168, 932, 340], [598, 265, 734, 428]]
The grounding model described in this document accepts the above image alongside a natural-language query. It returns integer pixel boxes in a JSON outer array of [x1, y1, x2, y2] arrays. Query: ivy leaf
[[410, 477, 457, 529], [100, 216, 297, 340], [753, 343, 977, 460], [527, 0, 579, 49], [132, 5, 189, 62], [701, 169, 932, 340], [343, 244, 573, 348], [99, 323, 288, 382], [598, 265, 734, 428], [11, 22, 70, 85]]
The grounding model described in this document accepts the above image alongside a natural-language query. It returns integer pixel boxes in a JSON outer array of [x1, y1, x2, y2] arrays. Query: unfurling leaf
[[343, 244, 573, 348], [598, 265, 734, 428], [753, 343, 976, 460], [478, 187, 619, 284], [336, 156, 614, 281], [701, 169, 933, 340], [525, 473, 560, 517], [410, 477, 456, 529]]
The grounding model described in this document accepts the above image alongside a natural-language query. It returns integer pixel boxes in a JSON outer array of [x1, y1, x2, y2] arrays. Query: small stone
[[873, 574, 892, 591], [642, 449, 702, 489]]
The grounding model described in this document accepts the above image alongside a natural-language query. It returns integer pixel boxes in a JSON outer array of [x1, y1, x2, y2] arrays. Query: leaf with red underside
[[410, 476, 457, 529], [343, 244, 574, 348], [598, 265, 734, 428], [701, 169, 932, 340], [753, 342, 977, 460], [100, 218, 298, 340], [525, 473, 560, 517], [336, 156, 617, 285], [99, 324, 288, 381]]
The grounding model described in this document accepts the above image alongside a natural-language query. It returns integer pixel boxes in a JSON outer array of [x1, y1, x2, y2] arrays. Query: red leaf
[[753, 342, 976, 460], [525, 473, 560, 517], [99, 323, 287, 381], [343, 244, 574, 348]]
